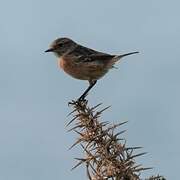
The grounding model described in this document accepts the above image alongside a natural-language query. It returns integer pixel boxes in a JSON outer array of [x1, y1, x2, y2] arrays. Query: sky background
[[0, 0, 180, 179]]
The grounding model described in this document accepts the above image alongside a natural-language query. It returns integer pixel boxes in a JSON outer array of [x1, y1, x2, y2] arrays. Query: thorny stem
[[67, 98, 165, 180]]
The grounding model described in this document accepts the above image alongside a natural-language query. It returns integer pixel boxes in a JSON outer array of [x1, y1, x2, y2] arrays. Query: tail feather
[[113, 51, 139, 62]]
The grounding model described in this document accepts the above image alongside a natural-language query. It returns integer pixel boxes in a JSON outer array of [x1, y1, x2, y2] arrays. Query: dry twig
[[67, 99, 165, 180]]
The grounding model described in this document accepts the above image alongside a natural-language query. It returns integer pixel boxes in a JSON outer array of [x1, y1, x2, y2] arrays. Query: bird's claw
[[68, 100, 77, 106]]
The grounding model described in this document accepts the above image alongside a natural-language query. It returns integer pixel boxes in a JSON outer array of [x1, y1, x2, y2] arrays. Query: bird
[[45, 37, 139, 100]]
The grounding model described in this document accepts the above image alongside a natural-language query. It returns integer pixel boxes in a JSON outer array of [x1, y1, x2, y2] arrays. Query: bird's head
[[45, 37, 76, 57]]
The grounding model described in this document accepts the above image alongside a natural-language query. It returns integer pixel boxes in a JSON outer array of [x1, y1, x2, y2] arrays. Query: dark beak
[[45, 48, 54, 53]]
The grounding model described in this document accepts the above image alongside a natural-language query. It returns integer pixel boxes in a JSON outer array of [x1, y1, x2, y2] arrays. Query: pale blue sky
[[0, 0, 180, 179]]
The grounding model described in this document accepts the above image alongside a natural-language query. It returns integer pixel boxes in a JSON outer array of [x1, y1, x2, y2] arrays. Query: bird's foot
[[77, 92, 88, 102], [68, 95, 87, 107]]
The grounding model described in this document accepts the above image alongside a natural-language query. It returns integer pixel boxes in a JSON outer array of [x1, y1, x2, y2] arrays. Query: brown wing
[[69, 44, 111, 55], [81, 55, 115, 64], [73, 44, 101, 55], [69, 44, 114, 62]]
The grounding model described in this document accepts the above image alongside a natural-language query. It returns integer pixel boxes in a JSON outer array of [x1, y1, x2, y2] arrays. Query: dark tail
[[114, 51, 139, 62]]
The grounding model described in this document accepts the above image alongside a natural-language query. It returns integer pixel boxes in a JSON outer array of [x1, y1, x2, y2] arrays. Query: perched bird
[[45, 37, 139, 100]]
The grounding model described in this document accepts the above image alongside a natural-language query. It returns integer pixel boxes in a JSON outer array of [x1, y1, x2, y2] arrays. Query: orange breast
[[57, 57, 108, 81], [58, 57, 87, 80], [58, 57, 65, 69]]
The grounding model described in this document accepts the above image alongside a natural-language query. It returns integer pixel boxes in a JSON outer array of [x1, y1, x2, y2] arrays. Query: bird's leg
[[78, 80, 97, 101]]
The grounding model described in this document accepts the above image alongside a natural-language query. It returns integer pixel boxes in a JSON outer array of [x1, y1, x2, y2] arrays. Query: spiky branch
[[67, 99, 165, 180]]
